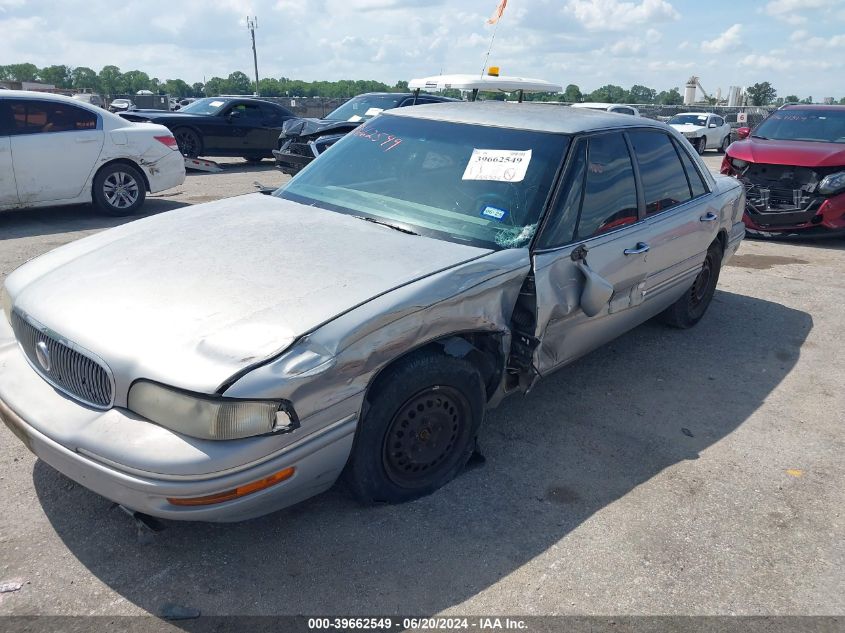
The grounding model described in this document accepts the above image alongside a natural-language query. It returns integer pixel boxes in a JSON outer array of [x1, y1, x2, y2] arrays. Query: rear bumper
[[146, 150, 186, 194]]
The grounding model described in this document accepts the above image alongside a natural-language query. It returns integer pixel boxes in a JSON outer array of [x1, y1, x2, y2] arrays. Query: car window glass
[[0, 101, 13, 135], [628, 131, 692, 215], [7, 100, 97, 135], [575, 133, 638, 239], [673, 138, 708, 197], [230, 103, 262, 119], [538, 141, 586, 248]]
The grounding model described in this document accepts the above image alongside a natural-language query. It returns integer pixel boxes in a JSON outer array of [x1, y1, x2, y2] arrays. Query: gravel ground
[[0, 155, 843, 622]]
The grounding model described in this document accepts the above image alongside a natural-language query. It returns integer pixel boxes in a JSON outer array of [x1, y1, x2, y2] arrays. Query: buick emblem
[[35, 341, 51, 372]]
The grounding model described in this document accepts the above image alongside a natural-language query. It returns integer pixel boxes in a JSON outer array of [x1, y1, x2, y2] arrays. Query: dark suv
[[273, 92, 456, 175], [720, 105, 845, 238]]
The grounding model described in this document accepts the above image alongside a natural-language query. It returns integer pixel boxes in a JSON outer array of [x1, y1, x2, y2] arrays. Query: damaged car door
[[526, 129, 717, 374]]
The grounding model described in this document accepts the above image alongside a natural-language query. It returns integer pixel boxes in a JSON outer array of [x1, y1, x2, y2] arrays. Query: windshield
[[178, 97, 230, 115], [753, 109, 845, 143], [276, 115, 569, 250], [325, 94, 405, 122], [669, 114, 709, 125]]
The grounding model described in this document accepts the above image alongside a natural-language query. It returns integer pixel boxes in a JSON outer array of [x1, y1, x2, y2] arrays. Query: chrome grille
[[10, 311, 113, 408]]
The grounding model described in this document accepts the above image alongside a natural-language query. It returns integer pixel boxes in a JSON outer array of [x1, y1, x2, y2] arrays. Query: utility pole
[[247, 16, 259, 96]]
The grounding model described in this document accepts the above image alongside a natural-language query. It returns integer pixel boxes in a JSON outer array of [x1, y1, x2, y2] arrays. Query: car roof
[[673, 112, 713, 116], [780, 104, 845, 111], [0, 89, 109, 116], [351, 92, 456, 101], [384, 101, 666, 134]]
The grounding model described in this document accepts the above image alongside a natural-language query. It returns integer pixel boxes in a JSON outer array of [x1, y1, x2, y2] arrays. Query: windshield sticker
[[495, 224, 536, 248], [209, 100, 224, 107], [481, 206, 508, 222], [462, 149, 532, 183], [351, 127, 403, 151], [364, 108, 384, 117], [347, 115, 363, 122]]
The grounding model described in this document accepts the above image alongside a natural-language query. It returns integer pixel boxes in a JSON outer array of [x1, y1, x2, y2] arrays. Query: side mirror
[[227, 110, 242, 121], [708, 123, 717, 128], [571, 245, 614, 317], [737, 127, 751, 139]]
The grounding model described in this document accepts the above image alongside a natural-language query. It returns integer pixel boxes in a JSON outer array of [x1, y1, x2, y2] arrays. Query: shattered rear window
[[277, 115, 569, 250]]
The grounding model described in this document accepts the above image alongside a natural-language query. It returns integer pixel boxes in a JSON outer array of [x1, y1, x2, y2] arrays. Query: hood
[[8, 194, 490, 398], [728, 138, 845, 168], [281, 117, 362, 139]]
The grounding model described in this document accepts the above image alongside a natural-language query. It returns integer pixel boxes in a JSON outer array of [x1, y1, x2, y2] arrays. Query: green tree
[[3, 63, 39, 82], [785, 94, 799, 103], [191, 82, 205, 97], [628, 84, 656, 104], [656, 88, 684, 105], [394, 80, 409, 91], [162, 78, 191, 98], [800, 95, 813, 104], [38, 65, 72, 88], [70, 66, 99, 92], [98, 65, 125, 96], [563, 84, 582, 102], [122, 70, 152, 94], [588, 84, 628, 103], [746, 81, 777, 106], [226, 71, 253, 94]]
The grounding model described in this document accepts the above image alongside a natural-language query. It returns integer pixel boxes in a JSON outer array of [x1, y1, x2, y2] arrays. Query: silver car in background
[[0, 103, 745, 522]]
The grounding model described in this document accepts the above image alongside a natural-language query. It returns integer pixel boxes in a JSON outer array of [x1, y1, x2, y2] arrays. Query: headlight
[[127, 380, 298, 440], [730, 158, 748, 169], [0, 284, 12, 321], [818, 171, 845, 196]]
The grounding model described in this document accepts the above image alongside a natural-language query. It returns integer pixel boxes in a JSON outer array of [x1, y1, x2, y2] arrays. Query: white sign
[[737, 112, 748, 123], [364, 107, 384, 117], [462, 149, 532, 183]]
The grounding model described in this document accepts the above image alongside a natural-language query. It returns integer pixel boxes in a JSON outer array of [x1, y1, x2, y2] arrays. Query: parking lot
[[0, 154, 843, 620]]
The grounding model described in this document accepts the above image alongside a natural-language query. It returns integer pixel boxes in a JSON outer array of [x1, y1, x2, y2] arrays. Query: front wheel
[[173, 127, 201, 158], [344, 350, 485, 504], [697, 136, 708, 154], [659, 241, 723, 329], [92, 163, 146, 216]]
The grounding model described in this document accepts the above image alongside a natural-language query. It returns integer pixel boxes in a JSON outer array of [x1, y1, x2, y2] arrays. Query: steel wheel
[[382, 385, 473, 489], [102, 171, 140, 210], [174, 128, 200, 157]]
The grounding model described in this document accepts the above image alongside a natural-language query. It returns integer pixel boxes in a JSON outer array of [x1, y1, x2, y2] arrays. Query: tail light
[[154, 135, 179, 151]]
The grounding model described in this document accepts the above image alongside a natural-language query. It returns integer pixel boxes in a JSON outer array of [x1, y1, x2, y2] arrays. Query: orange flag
[[487, 0, 508, 24]]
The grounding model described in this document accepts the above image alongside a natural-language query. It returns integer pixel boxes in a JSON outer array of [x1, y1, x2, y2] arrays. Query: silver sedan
[[0, 103, 745, 521]]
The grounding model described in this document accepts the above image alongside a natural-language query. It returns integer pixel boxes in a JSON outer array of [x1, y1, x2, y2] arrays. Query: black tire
[[697, 136, 708, 155], [719, 135, 730, 153], [173, 127, 201, 158], [344, 350, 485, 504], [242, 156, 264, 164], [92, 163, 146, 216], [659, 241, 723, 329]]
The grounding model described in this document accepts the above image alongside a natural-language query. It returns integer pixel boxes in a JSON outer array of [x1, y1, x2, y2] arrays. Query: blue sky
[[1, 0, 844, 99]]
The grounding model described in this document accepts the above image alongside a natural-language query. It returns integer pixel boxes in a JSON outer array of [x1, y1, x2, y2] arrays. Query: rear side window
[[674, 139, 708, 197], [8, 100, 98, 135], [628, 130, 693, 215], [575, 133, 639, 239]]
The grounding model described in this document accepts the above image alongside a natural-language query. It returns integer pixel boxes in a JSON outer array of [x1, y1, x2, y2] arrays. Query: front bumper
[[272, 148, 311, 175], [0, 316, 356, 522]]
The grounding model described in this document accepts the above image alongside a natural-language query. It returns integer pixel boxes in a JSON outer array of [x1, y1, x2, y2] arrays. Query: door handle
[[623, 242, 649, 255], [75, 137, 98, 143], [700, 211, 718, 222]]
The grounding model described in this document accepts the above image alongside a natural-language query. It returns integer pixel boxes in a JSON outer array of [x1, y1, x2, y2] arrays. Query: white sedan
[[0, 90, 185, 216], [668, 112, 732, 154]]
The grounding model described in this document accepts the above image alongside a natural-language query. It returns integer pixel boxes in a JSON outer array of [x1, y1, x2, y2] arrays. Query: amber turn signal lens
[[167, 467, 295, 506]]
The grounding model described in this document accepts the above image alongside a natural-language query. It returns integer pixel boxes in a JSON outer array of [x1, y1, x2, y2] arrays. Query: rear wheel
[[344, 350, 485, 504], [659, 241, 723, 329], [242, 156, 264, 164], [92, 163, 146, 216], [697, 136, 708, 154], [719, 135, 730, 153], [173, 127, 201, 158]]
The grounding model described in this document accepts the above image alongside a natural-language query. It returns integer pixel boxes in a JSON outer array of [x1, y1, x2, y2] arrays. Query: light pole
[[247, 16, 259, 96]]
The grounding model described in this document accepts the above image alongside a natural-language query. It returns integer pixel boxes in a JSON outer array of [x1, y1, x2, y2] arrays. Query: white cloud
[[701, 24, 742, 53], [739, 53, 792, 70], [564, 0, 679, 32], [764, 0, 840, 24]]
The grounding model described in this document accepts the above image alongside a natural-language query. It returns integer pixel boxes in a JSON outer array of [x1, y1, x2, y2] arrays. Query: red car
[[721, 105, 845, 238]]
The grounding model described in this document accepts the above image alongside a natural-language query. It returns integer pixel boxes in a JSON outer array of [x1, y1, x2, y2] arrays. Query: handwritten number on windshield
[[352, 127, 403, 151]]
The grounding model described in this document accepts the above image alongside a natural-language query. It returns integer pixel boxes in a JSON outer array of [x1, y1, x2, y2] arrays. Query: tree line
[[3, 62, 840, 106]]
